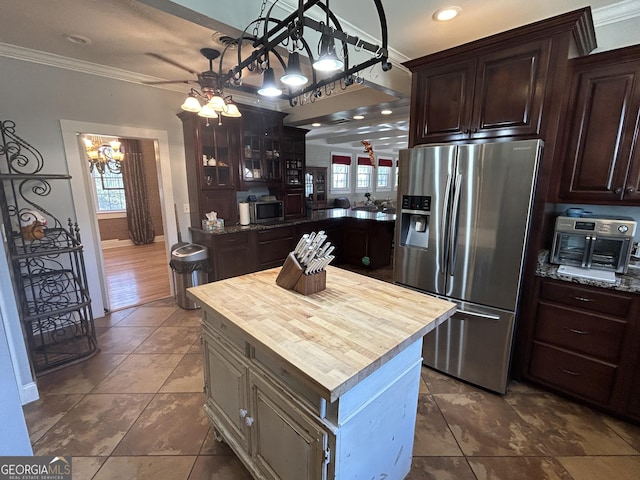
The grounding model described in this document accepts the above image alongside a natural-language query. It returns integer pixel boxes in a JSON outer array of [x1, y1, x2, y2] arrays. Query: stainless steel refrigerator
[[393, 139, 542, 394]]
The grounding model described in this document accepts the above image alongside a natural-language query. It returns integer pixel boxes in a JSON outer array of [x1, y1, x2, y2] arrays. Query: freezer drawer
[[422, 298, 515, 394]]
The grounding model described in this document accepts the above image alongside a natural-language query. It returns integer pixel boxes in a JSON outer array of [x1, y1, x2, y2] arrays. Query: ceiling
[[0, 0, 634, 153]]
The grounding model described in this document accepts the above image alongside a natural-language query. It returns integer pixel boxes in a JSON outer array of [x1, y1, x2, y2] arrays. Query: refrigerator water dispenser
[[399, 195, 431, 249]]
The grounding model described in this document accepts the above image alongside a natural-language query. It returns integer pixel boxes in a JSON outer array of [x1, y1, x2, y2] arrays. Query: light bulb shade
[[208, 94, 227, 112], [221, 103, 242, 118], [181, 94, 202, 112], [280, 52, 308, 87], [257, 68, 283, 97], [197, 104, 218, 118], [313, 34, 344, 72]]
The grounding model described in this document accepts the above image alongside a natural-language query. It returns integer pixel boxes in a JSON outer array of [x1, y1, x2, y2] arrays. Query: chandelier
[[182, 0, 391, 113], [83, 136, 125, 175]]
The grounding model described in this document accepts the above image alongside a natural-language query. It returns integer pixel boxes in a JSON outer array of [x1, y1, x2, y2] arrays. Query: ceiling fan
[[145, 47, 224, 97]]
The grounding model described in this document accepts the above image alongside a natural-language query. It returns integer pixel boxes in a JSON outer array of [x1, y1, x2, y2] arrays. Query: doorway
[[61, 120, 178, 317], [82, 134, 171, 311]]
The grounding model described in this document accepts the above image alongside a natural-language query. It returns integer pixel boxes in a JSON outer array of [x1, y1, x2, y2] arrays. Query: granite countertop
[[536, 250, 640, 294], [191, 208, 397, 236]]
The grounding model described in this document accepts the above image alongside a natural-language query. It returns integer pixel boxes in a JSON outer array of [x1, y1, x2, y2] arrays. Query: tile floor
[[23, 297, 640, 480]]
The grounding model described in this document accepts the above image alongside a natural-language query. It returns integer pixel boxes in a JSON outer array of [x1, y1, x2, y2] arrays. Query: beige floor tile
[[35, 354, 127, 395], [421, 367, 484, 395], [413, 394, 463, 456], [145, 296, 178, 308], [94, 307, 136, 328], [407, 457, 476, 480], [33, 393, 152, 456], [603, 416, 640, 452], [113, 393, 209, 456], [468, 456, 573, 480], [113, 306, 177, 327], [557, 455, 640, 480], [188, 341, 204, 354], [200, 427, 238, 455], [434, 391, 549, 456], [133, 326, 201, 354], [188, 455, 253, 480], [71, 457, 107, 480], [162, 307, 203, 327], [93, 353, 184, 393], [93, 455, 196, 480], [160, 354, 204, 393], [22, 394, 84, 443], [96, 326, 156, 354], [506, 392, 639, 455]]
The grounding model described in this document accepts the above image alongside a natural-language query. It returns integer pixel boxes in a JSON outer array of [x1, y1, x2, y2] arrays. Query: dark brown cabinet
[[408, 40, 552, 145], [342, 218, 394, 269], [179, 112, 241, 226], [240, 106, 286, 188], [192, 229, 257, 282], [305, 167, 327, 210], [554, 45, 640, 204], [282, 127, 308, 218], [523, 277, 640, 419]]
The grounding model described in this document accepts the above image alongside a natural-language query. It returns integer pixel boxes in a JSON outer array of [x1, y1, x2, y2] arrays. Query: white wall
[[0, 55, 191, 404]]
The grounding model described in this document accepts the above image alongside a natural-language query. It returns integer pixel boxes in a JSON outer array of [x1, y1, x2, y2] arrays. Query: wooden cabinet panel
[[534, 303, 626, 363], [529, 342, 617, 405], [409, 40, 551, 145], [257, 226, 296, 270], [284, 189, 305, 219], [539, 279, 633, 317], [199, 190, 238, 228], [555, 45, 640, 204]]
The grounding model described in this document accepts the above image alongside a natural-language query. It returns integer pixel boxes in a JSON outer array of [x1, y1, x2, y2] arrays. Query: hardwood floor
[[102, 242, 172, 311]]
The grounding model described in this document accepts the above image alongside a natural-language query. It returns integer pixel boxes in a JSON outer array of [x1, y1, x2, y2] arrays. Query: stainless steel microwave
[[249, 200, 284, 224], [550, 215, 637, 273]]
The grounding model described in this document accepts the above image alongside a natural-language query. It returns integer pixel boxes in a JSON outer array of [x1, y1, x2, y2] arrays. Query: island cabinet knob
[[239, 408, 248, 418], [245, 416, 255, 427], [615, 187, 623, 194], [626, 187, 636, 194]]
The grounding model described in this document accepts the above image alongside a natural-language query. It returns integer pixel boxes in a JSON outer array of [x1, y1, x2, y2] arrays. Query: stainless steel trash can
[[170, 244, 209, 309]]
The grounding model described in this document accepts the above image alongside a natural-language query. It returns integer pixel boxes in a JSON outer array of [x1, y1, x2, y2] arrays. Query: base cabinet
[[523, 277, 640, 419], [200, 309, 424, 480]]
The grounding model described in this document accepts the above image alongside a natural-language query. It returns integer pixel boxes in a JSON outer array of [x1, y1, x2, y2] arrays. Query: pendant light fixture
[[280, 52, 308, 86], [257, 67, 283, 96]]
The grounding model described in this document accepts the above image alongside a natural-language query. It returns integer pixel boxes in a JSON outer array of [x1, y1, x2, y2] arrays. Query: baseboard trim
[[101, 235, 165, 249], [20, 381, 39, 405]]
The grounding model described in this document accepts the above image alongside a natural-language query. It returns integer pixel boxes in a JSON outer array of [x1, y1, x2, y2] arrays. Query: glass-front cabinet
[[305, 167, 327, 209], [240, 107, 286, 186], [201, 122, 235, 189], [283, 126, 307, 187]]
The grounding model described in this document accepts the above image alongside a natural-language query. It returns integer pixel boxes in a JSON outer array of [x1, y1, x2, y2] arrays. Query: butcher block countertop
[[187, 266, 456, 402]]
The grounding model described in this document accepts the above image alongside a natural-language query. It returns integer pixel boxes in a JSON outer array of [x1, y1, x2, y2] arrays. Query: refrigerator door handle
[[448, 174, 463, 275], [456, 308, 501, 321], [440, 174, 453, 273]]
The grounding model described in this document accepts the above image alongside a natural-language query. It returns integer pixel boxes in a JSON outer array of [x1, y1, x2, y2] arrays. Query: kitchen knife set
[[293, 230, 335, 275]]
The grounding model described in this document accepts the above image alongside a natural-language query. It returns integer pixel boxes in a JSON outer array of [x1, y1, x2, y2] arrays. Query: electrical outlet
[[183, 203, 191, 214]]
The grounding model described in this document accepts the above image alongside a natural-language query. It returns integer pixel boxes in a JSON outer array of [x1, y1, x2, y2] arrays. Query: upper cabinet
[[240, 106, 287, 188], [553, 45, 640, 205], [404, 8, 596, 147], [410, 41, 551, 144]]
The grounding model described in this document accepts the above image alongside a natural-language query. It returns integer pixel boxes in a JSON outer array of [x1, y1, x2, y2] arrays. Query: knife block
[[276, 252, 327, 295]]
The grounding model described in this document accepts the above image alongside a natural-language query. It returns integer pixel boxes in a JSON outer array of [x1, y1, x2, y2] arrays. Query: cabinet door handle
[[573, 296, 593, 302], [239, 409, 247, 418], [614, 187, 623, 194], [565, 327, 590, 335], [560, 368, 582, 376], [245, 416, 255, 427]]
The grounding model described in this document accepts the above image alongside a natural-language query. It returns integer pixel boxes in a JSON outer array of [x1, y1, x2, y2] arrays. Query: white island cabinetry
[[189, 267, 456, 480]]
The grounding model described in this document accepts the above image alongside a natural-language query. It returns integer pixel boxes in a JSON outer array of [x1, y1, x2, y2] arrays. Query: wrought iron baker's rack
[[0, 120, 97, 375]]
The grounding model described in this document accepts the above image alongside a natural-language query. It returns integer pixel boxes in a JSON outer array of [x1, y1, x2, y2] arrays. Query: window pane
[[332, 164, 349, 190], [93, 168, 126, 212], [377, 166, 391, 188], [357, 165, 372, 189]]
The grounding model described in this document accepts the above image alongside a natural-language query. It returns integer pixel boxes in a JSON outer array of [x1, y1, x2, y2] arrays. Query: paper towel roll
[[239, 202, 250, 226]]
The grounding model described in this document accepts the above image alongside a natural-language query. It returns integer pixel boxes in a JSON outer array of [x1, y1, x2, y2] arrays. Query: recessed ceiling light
[[311, 122, 321, 127], [353, 115, 365, 120], [381, 109, 392, 115], [63, 33, 92, 45], [433, 6, 461, 22]]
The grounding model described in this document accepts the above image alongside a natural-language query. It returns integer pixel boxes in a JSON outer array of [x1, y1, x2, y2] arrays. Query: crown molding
[[593, 0, 640, 27]]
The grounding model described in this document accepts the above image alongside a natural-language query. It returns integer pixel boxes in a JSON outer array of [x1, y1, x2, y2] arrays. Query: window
[[395, 159, 399, 189], [377, 158, 393, 189], [92, 168, 126, 212], [331, 153, 352, 192], [356, 156, 373, 190]]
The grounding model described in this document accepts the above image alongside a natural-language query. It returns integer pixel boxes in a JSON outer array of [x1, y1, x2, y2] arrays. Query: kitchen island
[[187, 266, 456, 480]]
